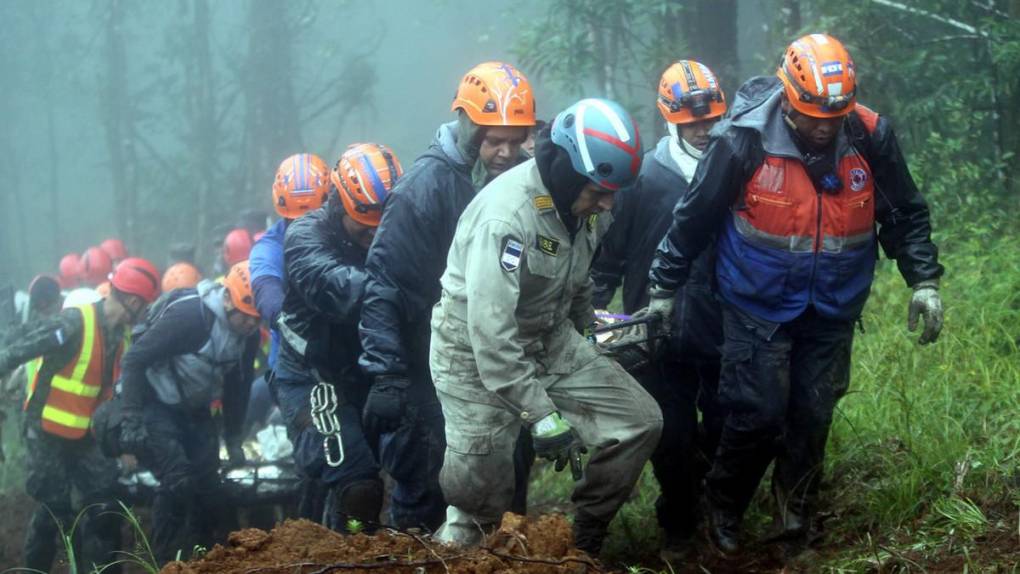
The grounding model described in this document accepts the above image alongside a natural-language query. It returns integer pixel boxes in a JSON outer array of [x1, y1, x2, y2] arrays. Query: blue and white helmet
[[550, 98, 642, 191]]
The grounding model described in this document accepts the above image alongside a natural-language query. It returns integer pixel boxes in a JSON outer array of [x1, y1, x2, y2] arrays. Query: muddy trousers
[[138, 403, 232, 565], [271, 366, 383, 531], [705, 305, 853, 532], [23, 422, 121, 573], [434, 355, 663, 546], [638, 358, 722, 539]]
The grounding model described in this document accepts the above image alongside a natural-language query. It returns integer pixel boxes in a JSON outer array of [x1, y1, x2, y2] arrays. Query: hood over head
[[534, 124, 589, 232]]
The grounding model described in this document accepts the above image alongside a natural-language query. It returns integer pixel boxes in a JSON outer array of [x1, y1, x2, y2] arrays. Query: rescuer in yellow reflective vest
[[0, 257, 160, 573]]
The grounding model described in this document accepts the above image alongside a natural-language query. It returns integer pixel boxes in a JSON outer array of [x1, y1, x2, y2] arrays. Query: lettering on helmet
[[821, 61, 843, 77], [500, 237, 524, 272]]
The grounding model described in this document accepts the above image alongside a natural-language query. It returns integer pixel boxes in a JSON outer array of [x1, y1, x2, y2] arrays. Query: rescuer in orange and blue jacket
[[0, 258, 161, 573], [646, 34, 945, 555]]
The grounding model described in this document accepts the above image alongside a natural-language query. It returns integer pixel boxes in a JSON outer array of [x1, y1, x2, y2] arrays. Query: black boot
[[707, 506, 741, 556], [572, 511, 610, 556], [334, 478, 384, 533]]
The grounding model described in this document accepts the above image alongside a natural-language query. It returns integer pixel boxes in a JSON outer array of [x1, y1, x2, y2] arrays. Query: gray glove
[[634, 285, 676, 332], [908, 280, 943, 345]]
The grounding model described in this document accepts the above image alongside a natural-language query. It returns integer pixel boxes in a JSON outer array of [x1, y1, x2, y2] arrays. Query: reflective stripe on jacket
[[37, 304, 120, 439], [718, 111, 877, 322]]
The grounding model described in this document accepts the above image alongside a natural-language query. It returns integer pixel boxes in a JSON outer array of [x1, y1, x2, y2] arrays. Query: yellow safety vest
[[34, 304, 122, 439]]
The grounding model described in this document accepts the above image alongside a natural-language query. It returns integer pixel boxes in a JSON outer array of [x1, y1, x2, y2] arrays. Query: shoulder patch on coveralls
[[536, 235, 560, 256], [500, 236, 524, 272], [533, 195, 554, 212]]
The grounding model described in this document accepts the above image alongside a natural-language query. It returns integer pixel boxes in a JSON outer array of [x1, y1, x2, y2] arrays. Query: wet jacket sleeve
[[868, 117, 945, 286], [650, 131, 752, 291], [284, 217, 368, 324], [119, 300, 210, 415], [252, 275, 285, 327], [359, 189, 442, 378], [0, 309, 82, 378], [221, 333, 259, 448], [464, 221, 557, 424], [590, 193, 631, 308]]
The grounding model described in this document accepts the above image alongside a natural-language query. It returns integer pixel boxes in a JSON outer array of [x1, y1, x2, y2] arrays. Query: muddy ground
[[160, 513, 594, 574]]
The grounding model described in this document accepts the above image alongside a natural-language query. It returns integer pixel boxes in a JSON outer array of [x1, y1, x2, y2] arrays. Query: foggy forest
[[0, 0, 1017, 572]]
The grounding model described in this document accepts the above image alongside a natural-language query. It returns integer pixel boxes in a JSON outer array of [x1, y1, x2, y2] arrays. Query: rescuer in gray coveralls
[[430, 98, 663, 555]]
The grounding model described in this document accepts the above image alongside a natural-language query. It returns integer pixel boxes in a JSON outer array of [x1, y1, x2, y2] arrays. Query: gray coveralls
[[430, 159, 663, 545]]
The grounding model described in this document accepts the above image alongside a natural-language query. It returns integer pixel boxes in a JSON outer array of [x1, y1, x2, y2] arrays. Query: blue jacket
[[250, 219, 286, 368], [650, 76, 943, 323]]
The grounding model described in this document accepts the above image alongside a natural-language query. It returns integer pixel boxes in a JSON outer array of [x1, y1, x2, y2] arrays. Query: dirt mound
[[161, 513, 599, 574]]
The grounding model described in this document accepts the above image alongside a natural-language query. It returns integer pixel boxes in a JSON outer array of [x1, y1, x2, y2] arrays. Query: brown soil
[[0, 489, 34, 569], [160, 513, 599, 574]]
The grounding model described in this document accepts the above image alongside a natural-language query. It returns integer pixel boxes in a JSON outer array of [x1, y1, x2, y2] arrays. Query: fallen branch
[[483, 547, 602, 571]]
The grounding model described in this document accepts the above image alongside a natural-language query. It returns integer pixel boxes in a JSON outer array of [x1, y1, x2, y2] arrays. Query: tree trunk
[[100, 0, 138, 245], [682, 0, 739, 95]]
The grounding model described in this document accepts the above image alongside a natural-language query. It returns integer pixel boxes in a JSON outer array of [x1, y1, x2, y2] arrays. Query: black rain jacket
[[592, 137, 722, 360], [358, 122, 479, 393], [277, 199, 370, 386]]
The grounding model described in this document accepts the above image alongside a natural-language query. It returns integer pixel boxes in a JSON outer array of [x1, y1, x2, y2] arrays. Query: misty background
[[0, 1, 1015, 286]]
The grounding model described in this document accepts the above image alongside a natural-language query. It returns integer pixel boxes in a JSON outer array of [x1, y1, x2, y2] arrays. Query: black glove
[[119, 415, 149, 455], [362, 375, 410, 438], [531, 413, 588, 481], [226, 443, 247, 468]]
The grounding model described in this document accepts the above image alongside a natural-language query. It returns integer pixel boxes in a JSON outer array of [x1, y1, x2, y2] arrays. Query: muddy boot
[[572, 511, 610, 556], [658, 529, 695, 564], [334, 478, 384, 533], [707, 506, 741, 557]]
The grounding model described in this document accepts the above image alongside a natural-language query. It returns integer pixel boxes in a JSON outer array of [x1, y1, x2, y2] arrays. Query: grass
[[531, 224, 1020, 571]]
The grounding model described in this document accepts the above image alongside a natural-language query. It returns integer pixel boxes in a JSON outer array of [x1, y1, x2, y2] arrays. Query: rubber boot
[[335, 478, 384, 533], [707, 506, 741, 557], [572, 510, 610, 556]]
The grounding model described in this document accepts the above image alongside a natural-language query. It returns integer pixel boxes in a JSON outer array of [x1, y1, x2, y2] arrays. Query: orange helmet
[[222, 228, 253, 267], [777, 33, 856, 118], [451, 62, 536, 127], [224, 260, 258, 317], [78, 247, 114, 286], [272, 153, 331, 219], [657, 60, 727, 124], [162, 262, 202, 292], [330, 143, 403, 227]]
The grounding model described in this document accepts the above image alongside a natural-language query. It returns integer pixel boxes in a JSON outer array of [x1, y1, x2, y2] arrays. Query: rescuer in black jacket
[[591, 60, 727, 562], [358, 62, 536, 530], [272, 143, 403, 531]]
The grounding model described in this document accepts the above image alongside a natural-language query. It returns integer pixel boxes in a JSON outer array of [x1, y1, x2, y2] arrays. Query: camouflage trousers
[[22, 419, 121, 573]]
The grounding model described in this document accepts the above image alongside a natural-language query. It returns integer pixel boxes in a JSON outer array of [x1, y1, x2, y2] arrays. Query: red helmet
[[222, 229, 253, 267], [110, 257, 161, 303], [58, 253, 82, 288], [272, 153, 331, 219], [99, 238, 128, 262], [78, 247, 114, 286]]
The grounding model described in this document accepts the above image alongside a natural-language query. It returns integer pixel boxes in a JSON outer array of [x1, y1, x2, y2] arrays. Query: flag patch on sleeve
[[500, 237, 524, 272]]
